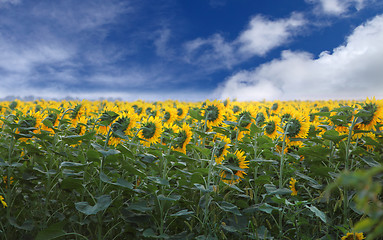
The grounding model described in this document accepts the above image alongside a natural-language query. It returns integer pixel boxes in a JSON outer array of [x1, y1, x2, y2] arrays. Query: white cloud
[[237, 13, 306, 56], [0, 34, 73, 73], [215, 14, 383, 101], [184, 34, 238, 71], [183, 13, 306, 71], [0, 0, 20, 7], [307, 0, 370, 15]]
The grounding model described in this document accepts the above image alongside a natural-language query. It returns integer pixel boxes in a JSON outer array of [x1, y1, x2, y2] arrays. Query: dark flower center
[[232, 105, 241, 113], [206, 105, 219, 122], [286, 118, 301, 138], [271, 103, 278, 111], [361, 103, 377, 125], [281, 113, 291, 123], [256, 112, 265, 125], [174, 130, 187, 148], [177, 108, 183, 117], [265, 121, 276, 135], [163, 112, 170, 122], [237, 111, 252, 127], [142, 122, 156, 139]]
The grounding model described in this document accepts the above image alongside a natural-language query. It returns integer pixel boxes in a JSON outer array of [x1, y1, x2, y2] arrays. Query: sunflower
[[16, 109, 43, 142], [279, 106, 297, 123], [255, 108, 268, 127], [0, 195, 7, 208], [289, 178, 297, 196], [355, 97, 383, 131], [161, 107, 178, 126], [283, 110, 310, 142], [176, 105, 189, 120], [41, 112, 59, 134], [235, 107, 255, 129], [341, 232, 366, 240], [97, 106, 119, 135], [214, 135, 231, 165], [108, 111, 138, 146], [220, 150, 249, 185], [264, 115, 281, 140], [161, 123, 178, 145], [171, 122, 193, 154], [69, 103, 85, 127], [202, 100, 225, 127], [138, 116, 163, 147], [270, 101, 281, 115]]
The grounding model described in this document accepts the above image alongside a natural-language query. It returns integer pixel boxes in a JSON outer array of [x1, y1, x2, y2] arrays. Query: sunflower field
[[0, 98, 382, 240]]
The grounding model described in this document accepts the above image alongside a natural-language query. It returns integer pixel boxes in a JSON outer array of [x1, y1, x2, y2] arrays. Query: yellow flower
[[171, 122, 193, 154], [214, 135, 231, 165], [220, 150, 249, 185], [202, 100, 224, 127], [0, 195, 7, 208], [176, 105, 189, 120], [355, 97, 383, 131], [161, 107, 178, 125], [289, 178, 297, 196], [341, 232, 366, 240], [264, 115, 281, 140], [138, 116, 163, 147]]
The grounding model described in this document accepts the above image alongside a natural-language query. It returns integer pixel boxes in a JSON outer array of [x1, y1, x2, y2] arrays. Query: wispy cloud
[[306, 0, 371, 15], [183, 13, 306, 71], [215, 14, 383, 101], [237, 13, 306, 56]]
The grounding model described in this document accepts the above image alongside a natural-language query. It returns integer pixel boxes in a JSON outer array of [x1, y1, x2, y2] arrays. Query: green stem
[[343, 116, 358, 225], [278, 123, 289, 236]]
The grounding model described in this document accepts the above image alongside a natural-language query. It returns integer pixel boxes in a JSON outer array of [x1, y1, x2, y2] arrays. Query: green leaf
[[305, 205, 327, 223], [100, 172, 134, 189], [60, 178, 83, 191], [264, 184, 292, 195], [9, 218, 34, 231], [157, 194, 181, 201], [353, 218, 376, 232], [91, 143, 120, 157], [360, 156, 381, 167], [59, 162, 88, 168], [35, 222, 66, 240], [322, 130, 348, 143], [258, 203, 280, 214], [188, 108, 204, 121], [216, 201, 242, 216], [75, 195, 112, 215], [170, 209, 194, 217], [147, 176, 169, 186], [128, 202, 153, 212]]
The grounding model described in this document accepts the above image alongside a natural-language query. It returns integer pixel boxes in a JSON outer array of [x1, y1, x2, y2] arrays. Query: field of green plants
[[0, 98, 382, 239]]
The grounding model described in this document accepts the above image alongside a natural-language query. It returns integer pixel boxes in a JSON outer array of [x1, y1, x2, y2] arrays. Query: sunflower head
[[289, 178, 297, 196], [203, 100, 224, 127], [171, 123, 192, 154], [220, 150, 249, 184], [341, 232, 366, 240], [214, 135, 231, 165], [138, 116, 163, 147], [236, 110, 253, 128], [356, 97, 382, 131], [284, 112, 309, 140], [264, 116, 281, 139]]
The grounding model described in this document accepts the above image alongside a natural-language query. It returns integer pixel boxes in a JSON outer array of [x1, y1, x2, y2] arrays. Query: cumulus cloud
[[183, 13, 306, 71], [215, 14, 383, 101], [237, 13, 305, 56], [307, 0, 370, 15]]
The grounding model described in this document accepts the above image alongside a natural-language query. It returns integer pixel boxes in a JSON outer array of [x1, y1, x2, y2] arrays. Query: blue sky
[[1, 0, 383, 101]]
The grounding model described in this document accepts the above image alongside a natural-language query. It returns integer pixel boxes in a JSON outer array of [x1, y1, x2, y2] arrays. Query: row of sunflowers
[[0, 98, 382, 239]]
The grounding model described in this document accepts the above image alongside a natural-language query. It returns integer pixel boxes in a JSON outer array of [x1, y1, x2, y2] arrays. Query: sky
[[0, 0, 383, 101]]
